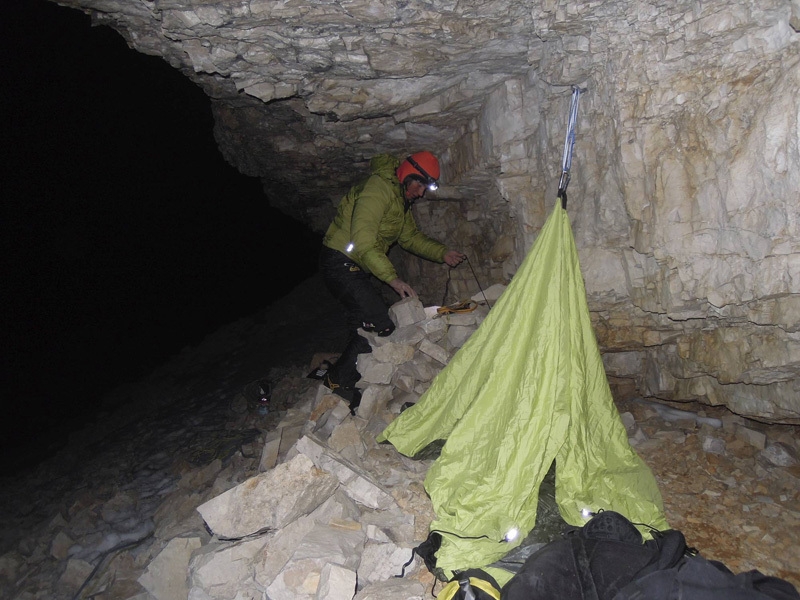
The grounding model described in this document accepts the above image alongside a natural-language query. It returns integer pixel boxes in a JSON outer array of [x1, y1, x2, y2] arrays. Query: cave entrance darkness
[[1, 0, 323, 472]]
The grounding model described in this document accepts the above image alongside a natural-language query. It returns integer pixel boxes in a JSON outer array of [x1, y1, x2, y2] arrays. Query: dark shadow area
[[0, 0, 321, 474]]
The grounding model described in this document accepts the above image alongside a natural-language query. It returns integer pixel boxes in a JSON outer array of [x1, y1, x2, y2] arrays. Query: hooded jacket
[[323, 154, 447, 283]]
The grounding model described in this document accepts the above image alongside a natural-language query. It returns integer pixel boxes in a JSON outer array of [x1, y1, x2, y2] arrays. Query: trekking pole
[[558, 85, 586, 209]]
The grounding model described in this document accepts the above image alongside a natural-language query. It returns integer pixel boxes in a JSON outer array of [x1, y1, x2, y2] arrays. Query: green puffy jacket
[[323, 154, 447, 283]]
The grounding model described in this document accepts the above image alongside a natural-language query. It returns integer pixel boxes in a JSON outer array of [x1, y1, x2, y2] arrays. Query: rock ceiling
[[74, 0, 564, 227], [53, 0, 800, 423]]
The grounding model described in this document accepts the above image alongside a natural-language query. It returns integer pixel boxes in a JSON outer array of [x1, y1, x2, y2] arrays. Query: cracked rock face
[[56, 0, 799, 423]]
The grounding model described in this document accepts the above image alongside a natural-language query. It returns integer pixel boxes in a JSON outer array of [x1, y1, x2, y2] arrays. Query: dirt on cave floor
[[609, 391, 800, 588]]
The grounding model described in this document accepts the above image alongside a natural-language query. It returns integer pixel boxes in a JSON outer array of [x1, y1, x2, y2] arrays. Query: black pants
[[319, 246, 394, 388]]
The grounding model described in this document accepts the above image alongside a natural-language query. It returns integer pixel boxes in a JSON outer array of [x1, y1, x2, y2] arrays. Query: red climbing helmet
[[397, 151, 440, 190]]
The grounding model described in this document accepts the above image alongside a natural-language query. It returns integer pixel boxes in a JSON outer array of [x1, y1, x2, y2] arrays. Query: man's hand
[[389, 278, 417, 298], [444, 250, 467, 267]]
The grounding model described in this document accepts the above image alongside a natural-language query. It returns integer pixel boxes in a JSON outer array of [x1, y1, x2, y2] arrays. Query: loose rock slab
[[197, 453, 339, 539]]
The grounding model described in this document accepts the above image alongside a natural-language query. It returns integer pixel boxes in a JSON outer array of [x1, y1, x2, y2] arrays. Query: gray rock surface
[[317, 563, 358, 600], [138, 536, 202, 600]]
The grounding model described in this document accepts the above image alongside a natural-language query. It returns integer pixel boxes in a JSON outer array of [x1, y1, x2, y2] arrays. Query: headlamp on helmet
[[405, 155, 439, 191], [397, 151, 440, 192]]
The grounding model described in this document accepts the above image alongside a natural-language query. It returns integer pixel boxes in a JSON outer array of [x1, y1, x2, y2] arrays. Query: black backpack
[[503, 511, 689, 600], [613, 553, 800, 600], [502, 511, 800, 600]]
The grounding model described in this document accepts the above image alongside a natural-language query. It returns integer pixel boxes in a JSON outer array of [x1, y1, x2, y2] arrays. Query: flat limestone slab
[[197, 453, 338, 539]]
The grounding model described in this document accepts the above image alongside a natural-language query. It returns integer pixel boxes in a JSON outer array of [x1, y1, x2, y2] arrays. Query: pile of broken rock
[[3, 288, 796, 600], [184, 296, 493, 599]]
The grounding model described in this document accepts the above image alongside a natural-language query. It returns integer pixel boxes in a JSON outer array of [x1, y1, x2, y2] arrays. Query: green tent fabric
[[377, 204, 668, 575]]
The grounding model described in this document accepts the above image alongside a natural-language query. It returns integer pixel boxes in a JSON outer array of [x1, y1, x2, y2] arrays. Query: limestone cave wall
[[53, 0, 800, 423]]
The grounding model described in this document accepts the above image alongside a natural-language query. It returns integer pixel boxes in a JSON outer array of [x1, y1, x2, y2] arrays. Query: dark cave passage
[[1, 0, 321, 461]]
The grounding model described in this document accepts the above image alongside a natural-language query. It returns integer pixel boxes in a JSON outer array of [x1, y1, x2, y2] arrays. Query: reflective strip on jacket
[[322, 154, 447, 283]]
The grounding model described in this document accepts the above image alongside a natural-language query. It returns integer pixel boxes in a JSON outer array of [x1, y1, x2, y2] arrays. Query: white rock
[[371, 342, 416, 365], [140, 537, 203, 600], [403, 357, 438, 383], [57, 558, 94, 594], [446, 324, 475, 348], [254, 493, 359, 587], [197, 453, 339, 538], [628, 427, 649, 447], [353, 578, 426, 600], [295, 436, 395, 510], [50, 531, 74, 560], [419, 317, 447, 337], [357, 541, 419, 585], [423, 305, 441, 319], [471, 284, 507, 304], [760, 442, 799, 467], [360, 509, 416, 546], [386, 324, 426, 346], [259, 429, 282, 471], [702, 436, 727, 455], [317, 563, 357, 600], [328, 420, 366, 456], [418, 339, 450, 365], [619, 412, 636, 435], [391, 370, 417, 393], [357, 355, 396, 384], [388, 298, 427, 328], [356, 385, 393, 420], [266, 523, 365, 600], [315, 401, 355, 440], [189, 537, 267, 599]]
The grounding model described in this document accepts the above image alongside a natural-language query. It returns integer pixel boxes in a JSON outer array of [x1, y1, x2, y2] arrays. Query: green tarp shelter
[[377, 203, 668, 578]]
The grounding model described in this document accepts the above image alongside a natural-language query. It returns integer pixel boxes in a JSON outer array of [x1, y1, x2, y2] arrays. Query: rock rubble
[[1, 292, 798, 600]]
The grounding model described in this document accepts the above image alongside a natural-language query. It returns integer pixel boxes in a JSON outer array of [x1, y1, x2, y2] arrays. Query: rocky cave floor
[[0, 275, 798, 599], [616, 394, 800, 586]]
